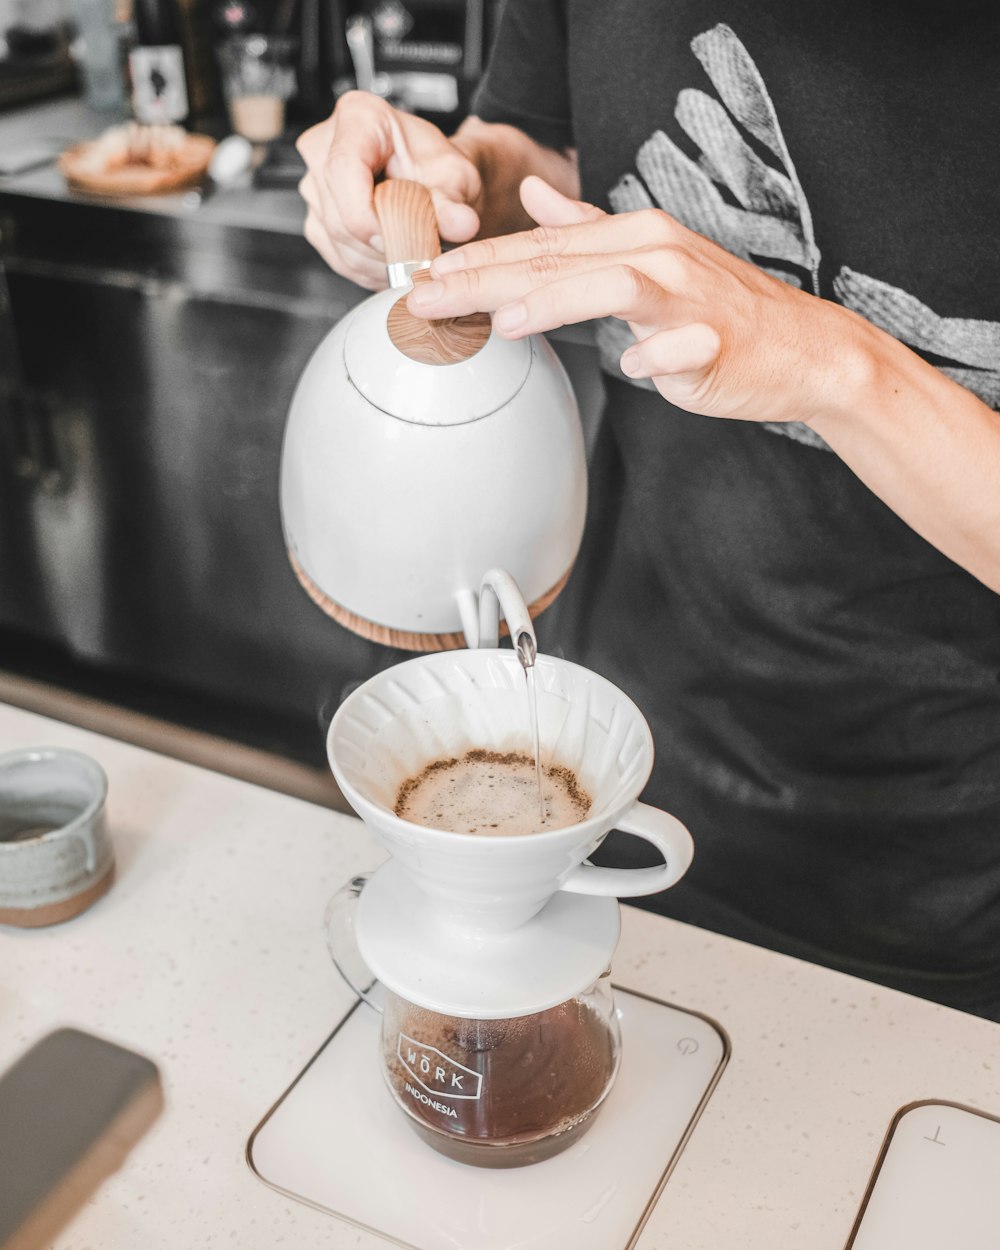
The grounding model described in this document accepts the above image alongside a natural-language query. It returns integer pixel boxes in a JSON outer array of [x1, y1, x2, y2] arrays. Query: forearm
[[450, 117, 579, 238], [809, 313, 1000, 594]]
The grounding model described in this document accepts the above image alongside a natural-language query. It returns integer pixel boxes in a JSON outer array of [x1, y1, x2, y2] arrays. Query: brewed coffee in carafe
[[382, 977, 621, 1168]]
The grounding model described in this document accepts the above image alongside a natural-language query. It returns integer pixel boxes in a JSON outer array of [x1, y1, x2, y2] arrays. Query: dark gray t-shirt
[[474, 0, 1000, 1017]]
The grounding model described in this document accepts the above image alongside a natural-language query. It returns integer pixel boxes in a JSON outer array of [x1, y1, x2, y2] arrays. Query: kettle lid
[[356, 859, 621, 1019], [343, 281, 533, 426]]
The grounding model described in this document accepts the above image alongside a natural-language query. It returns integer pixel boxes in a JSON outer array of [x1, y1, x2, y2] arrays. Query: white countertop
[[1, 700, 999, 1249]]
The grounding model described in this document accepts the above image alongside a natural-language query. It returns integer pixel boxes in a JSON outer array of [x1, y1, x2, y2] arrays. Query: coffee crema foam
[[394, 749, 591, 836]]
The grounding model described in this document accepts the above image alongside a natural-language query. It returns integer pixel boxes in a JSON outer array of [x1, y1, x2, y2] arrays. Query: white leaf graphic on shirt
[[603, 22, 1000, 449], [835, 268, 1000, 409], [688, 24, 822, 291], [609, 24, 820, 293], [602, 22, 825, 447]]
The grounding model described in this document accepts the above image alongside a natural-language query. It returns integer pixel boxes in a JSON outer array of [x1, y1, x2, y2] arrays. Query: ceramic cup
[[0, 747, 114, 927], [328, 649, 694, 932]]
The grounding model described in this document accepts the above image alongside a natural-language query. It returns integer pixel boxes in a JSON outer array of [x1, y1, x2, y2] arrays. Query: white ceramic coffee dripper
[[324, 572, 693, 1166], [328, 577, 693, 934]]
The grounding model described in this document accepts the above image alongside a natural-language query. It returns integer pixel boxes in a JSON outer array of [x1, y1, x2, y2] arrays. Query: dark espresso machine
[[294, 0, 500, 128]]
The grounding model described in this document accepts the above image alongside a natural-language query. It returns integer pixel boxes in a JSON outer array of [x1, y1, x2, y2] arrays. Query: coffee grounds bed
[[247, 987, 728, 1250]]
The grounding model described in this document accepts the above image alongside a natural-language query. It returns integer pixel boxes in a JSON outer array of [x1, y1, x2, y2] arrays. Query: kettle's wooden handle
[[374, 180, 441, 266]]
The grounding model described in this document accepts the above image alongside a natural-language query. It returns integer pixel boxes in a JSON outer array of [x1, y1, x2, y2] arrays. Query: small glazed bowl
[[0, 747, 114, 927]]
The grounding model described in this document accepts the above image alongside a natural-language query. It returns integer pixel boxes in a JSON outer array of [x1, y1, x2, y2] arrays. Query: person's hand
[[407, 176, 872, 427], [296, 92, 484, 289]]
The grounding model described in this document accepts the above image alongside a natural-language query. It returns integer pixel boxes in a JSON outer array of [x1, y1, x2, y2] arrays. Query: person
[[297, 2, 1000, 1019]]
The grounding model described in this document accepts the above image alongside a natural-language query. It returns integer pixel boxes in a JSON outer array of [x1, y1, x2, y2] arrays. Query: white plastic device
[[847, 1101, 1000, 1249], [248, 988, 728, 1250]]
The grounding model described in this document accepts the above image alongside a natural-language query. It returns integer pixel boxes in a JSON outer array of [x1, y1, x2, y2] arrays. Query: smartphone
[[0, 1028, 163, 1250]]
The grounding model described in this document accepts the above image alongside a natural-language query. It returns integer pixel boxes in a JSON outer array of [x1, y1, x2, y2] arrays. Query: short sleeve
[[471, 0, 573, 152]]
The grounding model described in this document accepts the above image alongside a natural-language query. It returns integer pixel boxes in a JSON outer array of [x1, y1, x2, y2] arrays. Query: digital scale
[[249, 988, 1000, 1249], [248, 988, 728, 1250], [847, 1101, 1000, 1250]]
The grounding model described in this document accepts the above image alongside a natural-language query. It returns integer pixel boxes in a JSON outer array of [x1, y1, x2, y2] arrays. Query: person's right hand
[[296, 91, 484, 290]]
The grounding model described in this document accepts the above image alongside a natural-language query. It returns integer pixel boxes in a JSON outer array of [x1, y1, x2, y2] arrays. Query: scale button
[[677, 1037, 700, 1056]]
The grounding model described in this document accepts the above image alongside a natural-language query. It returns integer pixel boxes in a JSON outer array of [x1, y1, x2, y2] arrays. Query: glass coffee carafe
[[326, 868, 624, 1168], [383, 977, 620, 1168]]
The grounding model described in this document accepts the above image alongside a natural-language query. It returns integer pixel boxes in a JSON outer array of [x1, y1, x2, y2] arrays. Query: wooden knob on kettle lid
[[375, 180, 492, 366]]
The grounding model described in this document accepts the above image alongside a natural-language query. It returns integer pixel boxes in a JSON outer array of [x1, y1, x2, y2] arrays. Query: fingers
[[413, 263, 677, 338], [518, 175, 605, 227], [297, 100, 385, 245], [302, 209, 386, 288], [623, 324, 725, 416], [382, 108, 482, 243], [620, 323, 721, 382], [312, 93, 397, 243], [421, 186, 711, 337], [410, 248, 690, 329], [496, 264, 680, 337], [411, 251, 641, 317], [299, 167, 386, 289], [431, 192, 481, 244], [296, 92, 482, 282], [297, 104, 388, 287], [431, 203, 677, 277]]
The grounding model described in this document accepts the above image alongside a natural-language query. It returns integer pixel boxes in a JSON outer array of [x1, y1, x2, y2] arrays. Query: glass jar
[[381, 976, 621, 1167], [325, 873, 622, 1168]]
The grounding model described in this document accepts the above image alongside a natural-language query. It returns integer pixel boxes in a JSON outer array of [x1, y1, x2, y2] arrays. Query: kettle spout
[[464, 569, 537, 667], [514, 626, 538, 671]]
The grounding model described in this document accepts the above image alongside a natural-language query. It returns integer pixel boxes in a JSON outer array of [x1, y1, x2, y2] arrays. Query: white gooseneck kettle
[[279, 180, 587, 651]]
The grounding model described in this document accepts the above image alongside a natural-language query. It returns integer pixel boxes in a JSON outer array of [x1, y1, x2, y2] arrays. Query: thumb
[[620, 323, 722, 413], [383, 115, 483, 245], [430, 189, 481, 244], [519, 174, 605, 227]]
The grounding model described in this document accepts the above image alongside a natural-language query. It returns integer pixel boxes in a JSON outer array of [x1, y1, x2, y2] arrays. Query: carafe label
[[397, 1033, 482, 1101]]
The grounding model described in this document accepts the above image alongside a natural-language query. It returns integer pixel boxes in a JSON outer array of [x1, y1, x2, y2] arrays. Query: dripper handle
[[374, 180, 441, 283], [561, 802, 694, 898], [324, 874, 384, 1013]]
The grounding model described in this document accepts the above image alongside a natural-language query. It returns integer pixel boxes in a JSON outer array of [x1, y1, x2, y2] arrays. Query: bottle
[[173, 0, 225, 129], [73, 0, 128, 114], [129, 0, 189, 124]]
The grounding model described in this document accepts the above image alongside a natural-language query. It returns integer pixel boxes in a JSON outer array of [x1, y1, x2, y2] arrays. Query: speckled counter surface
[[1, 700, 998, 1249]]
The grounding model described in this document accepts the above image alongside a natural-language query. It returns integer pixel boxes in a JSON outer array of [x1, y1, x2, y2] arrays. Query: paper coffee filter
[[329, 650, 653, 820]]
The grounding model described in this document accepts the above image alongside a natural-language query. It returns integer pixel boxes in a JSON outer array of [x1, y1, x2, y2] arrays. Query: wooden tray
[[58, 133, 215, 197]]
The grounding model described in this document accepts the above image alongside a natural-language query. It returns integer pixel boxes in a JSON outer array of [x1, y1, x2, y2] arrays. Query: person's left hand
[[406, 176, 874, 428]]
